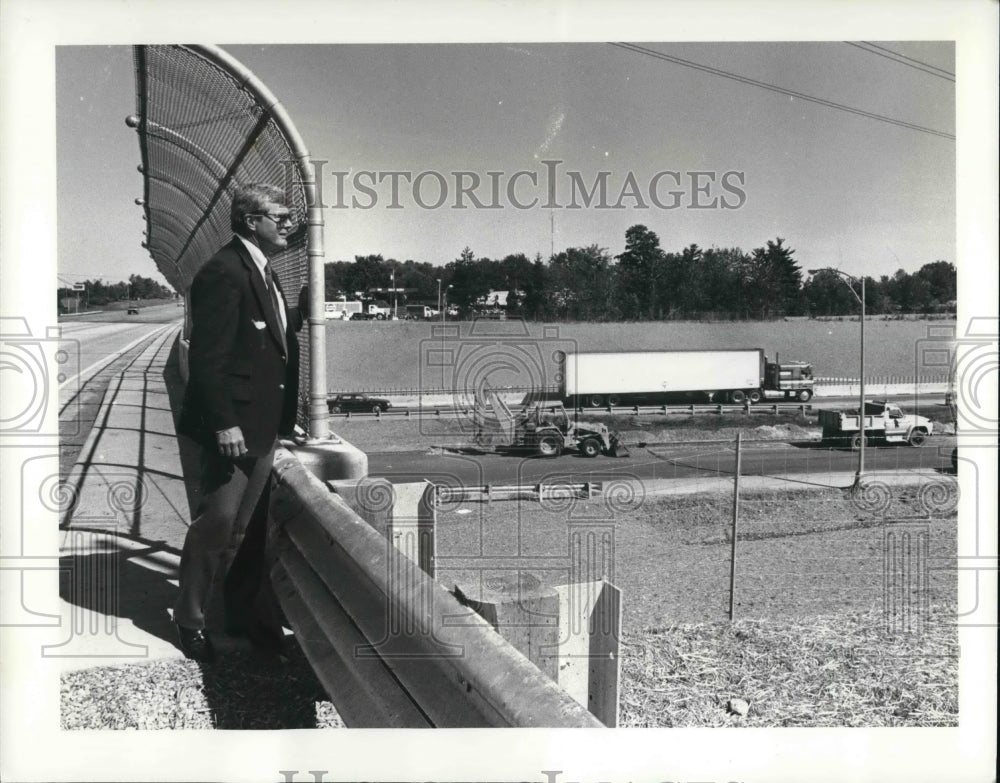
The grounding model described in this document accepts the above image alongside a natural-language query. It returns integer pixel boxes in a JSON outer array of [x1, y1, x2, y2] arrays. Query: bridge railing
[[268, 448, 606, 728]]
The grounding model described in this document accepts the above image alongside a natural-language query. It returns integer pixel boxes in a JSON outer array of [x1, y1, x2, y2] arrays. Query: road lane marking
[[59, 322, 176, 390]]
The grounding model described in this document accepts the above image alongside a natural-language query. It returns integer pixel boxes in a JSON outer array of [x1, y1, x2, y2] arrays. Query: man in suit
[[174, 183, 303, 662]]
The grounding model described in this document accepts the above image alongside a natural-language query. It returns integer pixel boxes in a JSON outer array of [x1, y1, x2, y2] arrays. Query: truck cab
[[764, 358, 814, 401]]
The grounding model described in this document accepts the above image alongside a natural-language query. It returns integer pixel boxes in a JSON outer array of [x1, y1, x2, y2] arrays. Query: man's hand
[[215, 426, 248, 458]]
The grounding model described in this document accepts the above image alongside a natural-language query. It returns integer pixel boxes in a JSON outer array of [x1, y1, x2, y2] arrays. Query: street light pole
[[442, 285, 452, 324], [859, 275, 866, 482], [809, 267, 866, 484], [437, 278, 442, 322]]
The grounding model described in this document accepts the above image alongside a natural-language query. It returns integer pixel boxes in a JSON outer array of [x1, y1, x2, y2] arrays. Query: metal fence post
[[728, 431, 743, 622]]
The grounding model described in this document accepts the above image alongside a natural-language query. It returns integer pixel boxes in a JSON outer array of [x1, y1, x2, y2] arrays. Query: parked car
[[329, 393, 392, 414], [127, 308, 139, 315]]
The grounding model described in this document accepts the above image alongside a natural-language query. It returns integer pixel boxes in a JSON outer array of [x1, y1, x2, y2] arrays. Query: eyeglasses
[[252, 212, 296, 227]]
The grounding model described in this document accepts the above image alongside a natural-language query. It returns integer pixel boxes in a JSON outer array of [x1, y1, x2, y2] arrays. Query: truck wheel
[[729, 390, 746, 404], [797, 389, 813, 402], [587, 395, 604, 408], [907, 429, 927, 447], [376, 313, 385, 320], [607, 394, 621, 407], [850, 433, 867, 450], [579, 437, 602, 458], [748, 389, 762, 404], [537, 434, 562, 458]]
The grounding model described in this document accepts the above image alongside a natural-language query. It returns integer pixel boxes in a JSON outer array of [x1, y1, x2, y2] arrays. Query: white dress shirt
[[238, 235, 287, 332]]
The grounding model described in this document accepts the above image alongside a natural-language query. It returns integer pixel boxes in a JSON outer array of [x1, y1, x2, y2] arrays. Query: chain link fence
[[131, 44, 323, 433]]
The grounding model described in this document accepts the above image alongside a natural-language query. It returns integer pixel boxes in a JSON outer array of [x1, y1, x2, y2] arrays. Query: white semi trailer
[[561, 349, 814, 407]]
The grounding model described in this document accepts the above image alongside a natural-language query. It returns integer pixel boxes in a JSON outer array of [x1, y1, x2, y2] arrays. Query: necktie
[[264, 263, 287, 351]]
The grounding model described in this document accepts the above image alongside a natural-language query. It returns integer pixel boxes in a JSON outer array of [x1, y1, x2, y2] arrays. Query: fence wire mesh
[[132, 44, 312, 427]]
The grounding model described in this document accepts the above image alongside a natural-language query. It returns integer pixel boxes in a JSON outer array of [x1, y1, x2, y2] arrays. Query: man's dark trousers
[[173, 441, 278, 631]]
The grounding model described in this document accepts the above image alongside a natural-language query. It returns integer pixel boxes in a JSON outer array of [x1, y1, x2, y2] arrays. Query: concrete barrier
[[267, 449, 605, 728]]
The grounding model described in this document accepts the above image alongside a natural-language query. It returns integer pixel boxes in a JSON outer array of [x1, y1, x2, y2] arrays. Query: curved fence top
[[131, 44, 327, 435], [131, 44, 310, 299]]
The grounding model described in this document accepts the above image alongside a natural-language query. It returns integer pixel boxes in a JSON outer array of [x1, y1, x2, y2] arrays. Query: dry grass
[[62, 483, 958, 730], [619, 603, 959, 727], [61, 647, 344, 730]]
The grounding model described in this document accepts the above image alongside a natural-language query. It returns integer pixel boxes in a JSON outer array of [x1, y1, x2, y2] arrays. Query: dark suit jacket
[[178, 236, 302, 456]]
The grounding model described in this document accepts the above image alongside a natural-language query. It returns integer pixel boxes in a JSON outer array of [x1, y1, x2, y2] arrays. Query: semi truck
[[560, 349, 814, 407], [819, 401, 933, 449]]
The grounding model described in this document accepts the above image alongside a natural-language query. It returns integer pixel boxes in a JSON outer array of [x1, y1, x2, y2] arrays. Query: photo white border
[[1, 1, 996, 781]]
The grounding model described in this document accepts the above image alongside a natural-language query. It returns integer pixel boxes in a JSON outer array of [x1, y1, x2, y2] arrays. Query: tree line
[[320, 223, 955, 320], [57, 274, 175, 309]]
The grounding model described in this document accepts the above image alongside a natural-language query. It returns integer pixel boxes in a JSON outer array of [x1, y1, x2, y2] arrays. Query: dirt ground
[[434, 484, 957, 628], [330, 410, 825, 453], [436, 483, 959, 727]]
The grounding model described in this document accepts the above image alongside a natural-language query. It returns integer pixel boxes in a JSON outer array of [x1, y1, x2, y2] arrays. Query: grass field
[[437, 485, 958, 727], [324, 318, 956, 392]]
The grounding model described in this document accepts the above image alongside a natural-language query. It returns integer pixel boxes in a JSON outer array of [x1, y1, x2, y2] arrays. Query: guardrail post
[[554, 580, 622, 727], [389, 481, 437, 578], [326, 477, 393, 537], [454, 573, 560, 680], [327, 477, 436, 578]]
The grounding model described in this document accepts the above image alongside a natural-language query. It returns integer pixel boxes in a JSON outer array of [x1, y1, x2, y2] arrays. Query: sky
[[55, 40, 955, 288]]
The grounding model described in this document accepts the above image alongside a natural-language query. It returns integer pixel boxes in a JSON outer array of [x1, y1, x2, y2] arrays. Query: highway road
[[56, 303, 954, 488], [58, 304, 183, 476], [368, 436, 955, 488]]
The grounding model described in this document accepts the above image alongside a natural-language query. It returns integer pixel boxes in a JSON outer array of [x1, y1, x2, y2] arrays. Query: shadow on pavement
[[57, 334, 331, 728]]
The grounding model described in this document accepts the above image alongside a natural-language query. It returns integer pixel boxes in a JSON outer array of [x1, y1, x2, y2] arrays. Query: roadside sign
[[71, 283, 86, 291]]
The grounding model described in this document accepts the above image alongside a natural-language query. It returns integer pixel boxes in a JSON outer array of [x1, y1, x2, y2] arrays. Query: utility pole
[[809, 267, 866, 484]]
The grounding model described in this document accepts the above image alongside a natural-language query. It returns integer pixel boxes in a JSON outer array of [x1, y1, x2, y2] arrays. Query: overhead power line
[[846, 41, 955, 82], [609, 42, 955, 141]]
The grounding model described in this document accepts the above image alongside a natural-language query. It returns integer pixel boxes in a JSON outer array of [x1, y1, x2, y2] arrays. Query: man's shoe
[[175, 623, 216, 663]]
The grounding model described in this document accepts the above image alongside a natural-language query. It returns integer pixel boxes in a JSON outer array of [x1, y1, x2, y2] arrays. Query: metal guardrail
[[329, 375, 951, 398], [815, 374, 949, 385], [436, 481, 604, 504], [329, 385, 551, 397], [268, 449, 605, 728], [328, 403, 815, 419]]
